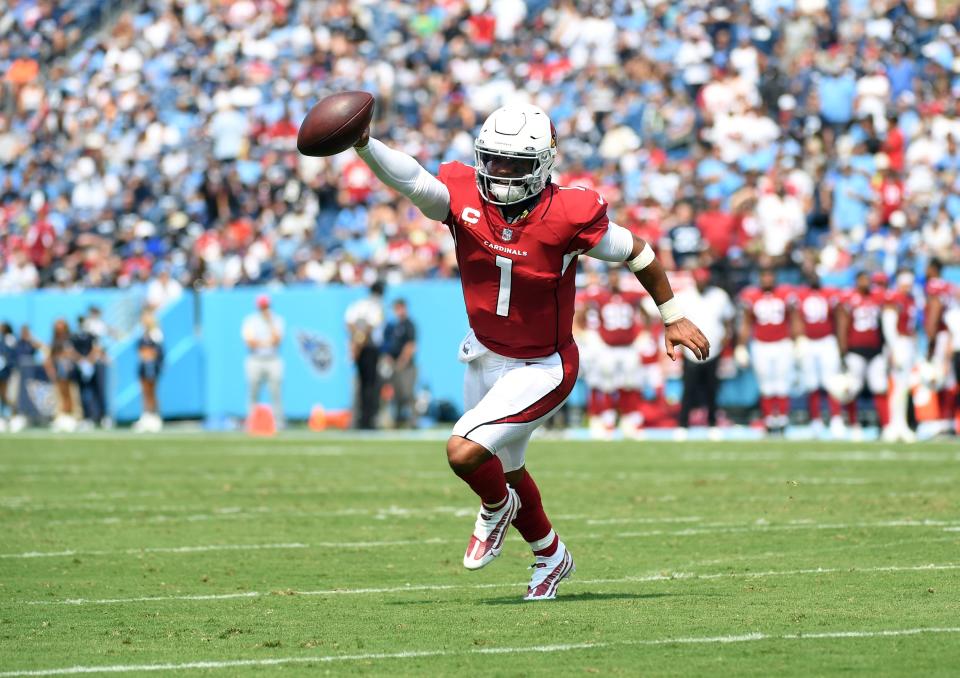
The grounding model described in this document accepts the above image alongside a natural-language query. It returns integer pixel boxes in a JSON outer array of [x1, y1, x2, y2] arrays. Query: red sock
[[618, 389, 640, 415], [460, 455, 507, 507], [597, 391, 614, 414], [845, 401, 858, 425], [827, 395, 841, 418], [808, 392, 821, 421], [511, 469, 553, 545], [587, 389, 601, 416], [760, 396, 774, 419], [873, 394, 890, 427], [778, 396, 790, 417], [941, 387, 958, 421]]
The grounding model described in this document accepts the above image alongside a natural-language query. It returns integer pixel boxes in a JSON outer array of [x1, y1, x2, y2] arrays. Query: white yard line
[[23, 562, 960, 606], [675, 450, 960, 463], [6, 518, 957, 559], [1, 627, 958, 676], [38, 509, 677, 528], [0, 543, 307, 560]]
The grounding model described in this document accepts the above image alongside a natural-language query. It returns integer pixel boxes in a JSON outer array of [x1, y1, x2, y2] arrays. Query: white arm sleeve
[[355, 138, 451, 221], [585, 222, 635, 261]]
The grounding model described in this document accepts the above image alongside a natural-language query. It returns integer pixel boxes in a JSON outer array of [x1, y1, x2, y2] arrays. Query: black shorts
[[138, 361, 162, 381]]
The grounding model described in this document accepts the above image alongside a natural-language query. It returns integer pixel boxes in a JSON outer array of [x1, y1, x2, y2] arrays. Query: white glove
[[734, 345, 750, 368]]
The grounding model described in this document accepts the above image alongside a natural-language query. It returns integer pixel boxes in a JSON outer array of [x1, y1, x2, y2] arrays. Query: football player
[[737, 267, 795, 432], [352, 105, 709, 600], [924, 259, 957, 433], [881, 270, 918, 442], [574, 273, 609, 437], [790, 274, 844, 437], [836, 271, 889, 432], [579, 273, 647, 437]]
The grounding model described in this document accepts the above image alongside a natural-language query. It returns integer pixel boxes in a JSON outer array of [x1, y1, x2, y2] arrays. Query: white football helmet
[[474, 104, 557, 205], [824, 371, 860, 405]]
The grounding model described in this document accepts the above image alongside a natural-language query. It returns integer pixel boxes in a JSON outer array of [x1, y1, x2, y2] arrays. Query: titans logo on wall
[[296, 330, 333, 375]]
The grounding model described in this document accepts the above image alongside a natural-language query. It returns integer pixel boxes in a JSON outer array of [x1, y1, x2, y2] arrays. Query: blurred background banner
[[0, 283, 470, 424]]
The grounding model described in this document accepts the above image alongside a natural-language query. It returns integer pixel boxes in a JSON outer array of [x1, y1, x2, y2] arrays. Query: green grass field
[[1, 434, 959, 676]]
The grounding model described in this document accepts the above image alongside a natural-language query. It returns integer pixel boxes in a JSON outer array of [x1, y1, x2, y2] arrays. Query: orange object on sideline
[[912, 385, 940, 422], [308, 405, 327, 431], [326, 410, 352, 429], [246, 404, 277, 436]]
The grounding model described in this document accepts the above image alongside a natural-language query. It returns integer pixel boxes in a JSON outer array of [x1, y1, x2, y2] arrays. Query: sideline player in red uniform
[[790, 275, 844, 436], [924, 259, 957, 432], [836, 271, 890, 430], [737, 268, 795, 432], [579, 274, 647, 436], [352, 104, 708, 600], [882, 270, 918, 442]]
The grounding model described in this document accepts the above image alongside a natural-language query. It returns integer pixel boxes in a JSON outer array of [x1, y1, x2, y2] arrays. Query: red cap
[[256, 294, 270, 309], [870, 272, 888, 287]]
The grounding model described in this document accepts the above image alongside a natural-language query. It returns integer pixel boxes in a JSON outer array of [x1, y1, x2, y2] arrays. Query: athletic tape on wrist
[[626, 243, 655, 272], [657, 297, 684, 325]]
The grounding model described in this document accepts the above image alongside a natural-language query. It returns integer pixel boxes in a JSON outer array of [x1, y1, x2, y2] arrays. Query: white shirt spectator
[[856, 72, 890, 124], [242, 311, 285, 358], [755, 192, 807, 256], [146, 274, 184, 310], [345, 297, 384, 334], [0, 254, 39, 292], [676, 285, 735, 363]]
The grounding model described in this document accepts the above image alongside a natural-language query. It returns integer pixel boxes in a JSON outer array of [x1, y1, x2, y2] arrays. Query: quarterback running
[[353, 104, 708, 600]]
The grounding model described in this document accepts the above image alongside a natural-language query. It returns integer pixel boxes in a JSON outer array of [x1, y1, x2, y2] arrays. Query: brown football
[[297, 91, 375, 157]]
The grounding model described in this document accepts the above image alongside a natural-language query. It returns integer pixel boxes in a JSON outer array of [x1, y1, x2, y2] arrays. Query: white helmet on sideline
[[474, 104, 557, 205], [824, 371, 860, 405]]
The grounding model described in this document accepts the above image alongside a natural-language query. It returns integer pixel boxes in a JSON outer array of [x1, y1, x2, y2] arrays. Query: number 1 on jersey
[[495, 255, 512, 317]]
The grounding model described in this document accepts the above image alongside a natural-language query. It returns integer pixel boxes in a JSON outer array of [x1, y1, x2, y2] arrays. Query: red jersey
[[842, 289, 886, 351], [637, 325, 661, 365], [885, 289, 917, 336], [925, 278, 953, 333], [439, 161, 608, 359], [584, 290, 643, 347], [792, 286, 839, 340], [575, 285, 604, 332], [741, 286, 793, 342]]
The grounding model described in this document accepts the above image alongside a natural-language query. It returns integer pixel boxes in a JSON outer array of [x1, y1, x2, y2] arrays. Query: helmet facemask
[[475, 147, 553, 206]]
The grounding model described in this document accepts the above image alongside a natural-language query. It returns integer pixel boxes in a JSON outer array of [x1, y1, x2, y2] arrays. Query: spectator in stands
[[71, 315, 105, 427], [242, 295, 285, 426], [383, 298, 417, 429], [133, 310, 164, 433], [145, 263, 184, 311], [47, 318, 77, 432]]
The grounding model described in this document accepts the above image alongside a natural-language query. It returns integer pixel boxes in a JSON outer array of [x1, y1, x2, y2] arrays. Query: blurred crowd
[[1, 0, 959, 295]]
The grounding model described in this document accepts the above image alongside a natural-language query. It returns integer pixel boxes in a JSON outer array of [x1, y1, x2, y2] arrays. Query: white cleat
[[524, 540, 575, 601], [829, 416, 847, 440], [462, 487, 520, 570]]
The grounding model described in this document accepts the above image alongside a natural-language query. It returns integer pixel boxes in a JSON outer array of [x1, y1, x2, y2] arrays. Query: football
[[297, 91, 375, 157]]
